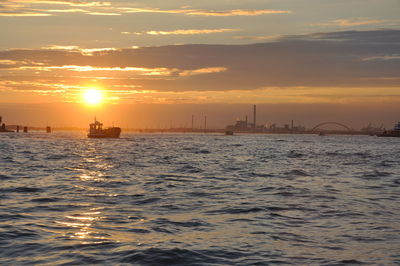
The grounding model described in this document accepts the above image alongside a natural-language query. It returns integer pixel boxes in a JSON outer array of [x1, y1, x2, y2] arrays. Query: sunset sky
[[0, 0, 399, 128]]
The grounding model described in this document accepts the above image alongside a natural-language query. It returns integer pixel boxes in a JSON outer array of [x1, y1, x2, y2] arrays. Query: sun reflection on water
[[79, 173, 105, 182], [74, 141, 115, 182], [57, 141, 116, 243], [56, 208, 107, 242]]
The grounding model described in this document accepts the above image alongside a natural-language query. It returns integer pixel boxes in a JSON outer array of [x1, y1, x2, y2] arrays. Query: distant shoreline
[[2, 125, 380, 136]]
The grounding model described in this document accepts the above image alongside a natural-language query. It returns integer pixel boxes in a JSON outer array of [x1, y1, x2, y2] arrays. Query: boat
[[225, 130, 234, 135], [0, 125, 13, 133], [0, 116, 14, 133], [378, 121, 400, 137], [88, 118, 121, 138]]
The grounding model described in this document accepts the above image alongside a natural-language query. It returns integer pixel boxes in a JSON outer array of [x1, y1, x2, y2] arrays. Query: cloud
[[16, 65, 175, 76], [41, 45, 80, 50], [362, 55, 400, 61], [173, 8, 292, 17], [279, 29, 400, 43], [87, 11, 119, 15], [0, 60, 19, 65], [0, 59, 45, 68], [42, 8, 86, 13], [0, 30, 399, 98], [233, 35, 280, 41], [131, 29, 239, 36], [333, 19, 383, 27], [314, 18, 385, 27], [179, 67, 227, 76], [0, 11, 51, 16], [1, 58, 228, 78], [40, 45, 120, 55], [0, 0, 111, 16], [12, 0, 111, 7], [119, 7, 291, 17], [0, 1, 292, 17]]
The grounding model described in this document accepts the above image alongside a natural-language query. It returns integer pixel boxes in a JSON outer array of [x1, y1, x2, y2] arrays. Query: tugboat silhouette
[[378, 121, 400, 138], [87, 118, 121, 138]]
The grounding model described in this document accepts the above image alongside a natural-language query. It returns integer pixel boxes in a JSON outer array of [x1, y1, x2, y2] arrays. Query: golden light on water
[[83, 88, 103, 105]]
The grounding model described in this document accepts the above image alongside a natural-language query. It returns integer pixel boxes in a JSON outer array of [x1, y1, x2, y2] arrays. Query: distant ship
[[225, 130, 234, 136], [0, 126, 13, 133], [88, 118, 121, 138], [378, 122, 400, 137], [0, 116, 14, 133]]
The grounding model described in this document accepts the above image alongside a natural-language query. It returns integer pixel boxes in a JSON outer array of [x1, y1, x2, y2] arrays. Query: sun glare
[[83, 88, 103, 105]]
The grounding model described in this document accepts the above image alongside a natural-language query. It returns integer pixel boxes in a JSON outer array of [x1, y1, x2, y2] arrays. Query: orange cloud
[[314, 18, 384, 27], [179, 67, 227, 77], [1, 1, 291, 17], [332, 19, 383, 26], [45, 8, 87, 13], [0, 11, 51, 16], [12, 0, 111, 7], [0, 60, 20, 65], [87, 12, 120, 16], [120, 7, 292, 17], [19, 65, 174, 76], [133, 29, 239, 36], [40, 45, 120, 55], [10, 63, 228, 78], [233, 35, 279, 41], [183, 9, 292, 16]]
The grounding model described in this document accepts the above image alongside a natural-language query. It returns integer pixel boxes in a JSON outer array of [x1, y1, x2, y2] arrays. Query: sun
[[83, 88, 103, 105]]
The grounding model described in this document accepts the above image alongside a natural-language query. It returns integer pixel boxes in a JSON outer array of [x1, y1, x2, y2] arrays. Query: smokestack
[[204, 116, 207, 132], [253, 105, 256, 129], [191, 115, 194, 130]]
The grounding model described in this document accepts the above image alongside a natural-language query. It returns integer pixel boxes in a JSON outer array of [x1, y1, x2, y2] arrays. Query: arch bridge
[[311, 122, 351, 132]]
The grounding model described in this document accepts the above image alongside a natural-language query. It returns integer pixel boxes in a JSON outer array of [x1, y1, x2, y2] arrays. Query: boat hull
[[0, 129, 14, 133], [88, 127, 121, 138], [378, 130, 400, 137]]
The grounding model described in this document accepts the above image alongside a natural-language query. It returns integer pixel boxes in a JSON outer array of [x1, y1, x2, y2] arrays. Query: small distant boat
[[0, 126, 13, 133], [318, 132, 326, 136], [0, 116, 14, 133], [88, 118, 121, 138], [225, 130, 234, 135], [378, 121, 400, 137]]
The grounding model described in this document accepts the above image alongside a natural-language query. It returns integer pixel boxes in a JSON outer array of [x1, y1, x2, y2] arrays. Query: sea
[[0, 132, 399, 265]]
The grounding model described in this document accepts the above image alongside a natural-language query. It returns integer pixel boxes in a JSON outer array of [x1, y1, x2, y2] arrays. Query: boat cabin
[[90, 120, 103, 132]]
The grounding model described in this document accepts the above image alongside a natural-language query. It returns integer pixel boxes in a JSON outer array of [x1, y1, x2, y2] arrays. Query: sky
[[0, 0, 399, 128]]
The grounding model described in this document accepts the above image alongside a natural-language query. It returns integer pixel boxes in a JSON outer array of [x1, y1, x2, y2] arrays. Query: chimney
[[253, 105, 256, 129]]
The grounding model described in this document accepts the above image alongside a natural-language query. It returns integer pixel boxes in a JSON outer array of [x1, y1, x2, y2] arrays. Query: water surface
[[1, 132, 399, 265]]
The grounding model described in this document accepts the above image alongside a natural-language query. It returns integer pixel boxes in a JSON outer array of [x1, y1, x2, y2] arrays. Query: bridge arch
[[311, 122, 351, 132]]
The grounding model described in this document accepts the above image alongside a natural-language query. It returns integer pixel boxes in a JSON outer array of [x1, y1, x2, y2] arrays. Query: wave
[[0, 187, 42, 193]]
